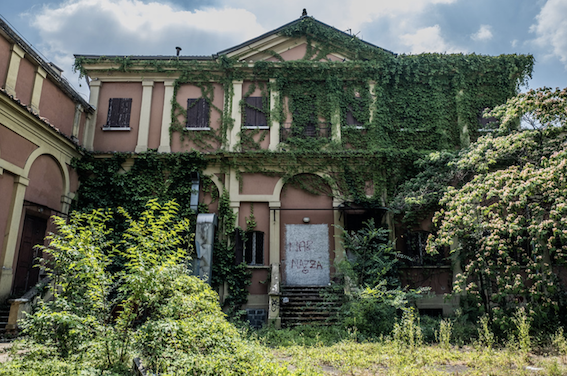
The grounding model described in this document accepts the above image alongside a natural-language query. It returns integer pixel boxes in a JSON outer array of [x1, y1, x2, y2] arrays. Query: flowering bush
[[426, 87, 567, 332]]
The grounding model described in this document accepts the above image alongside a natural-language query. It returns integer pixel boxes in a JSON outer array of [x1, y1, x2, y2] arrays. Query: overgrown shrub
[[333, 220, 427, 338], [2, 200, 294, 375]]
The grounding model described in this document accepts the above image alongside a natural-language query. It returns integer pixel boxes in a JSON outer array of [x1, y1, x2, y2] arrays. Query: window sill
[[343, 125, 366, 130], [185, 127, 211, 131], [246, 265, 270, 269], [243, 125, 270, 130], [102, 127, 131, 131]]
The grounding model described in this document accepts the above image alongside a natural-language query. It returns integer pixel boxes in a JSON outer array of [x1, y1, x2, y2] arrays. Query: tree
[[425, 87, 567, 332]]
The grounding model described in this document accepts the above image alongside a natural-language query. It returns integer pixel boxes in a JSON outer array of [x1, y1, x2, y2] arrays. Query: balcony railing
[[279, 122, 331, 142]]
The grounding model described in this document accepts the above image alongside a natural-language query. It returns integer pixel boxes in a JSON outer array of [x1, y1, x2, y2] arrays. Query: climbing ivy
[[71, 17, 534, 319]]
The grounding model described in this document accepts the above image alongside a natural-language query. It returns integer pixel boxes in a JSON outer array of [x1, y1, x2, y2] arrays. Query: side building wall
[[0, 20, 93, 300]]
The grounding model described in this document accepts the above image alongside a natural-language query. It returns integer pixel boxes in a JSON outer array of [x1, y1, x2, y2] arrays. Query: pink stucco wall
[[148, 82, 165, 150], [171, 83, 224, 152], [266, 44, 307, 62], [265, 44, 343, 62], [242, 81, 264, 97], [39, 78, 76, 136], [0, 124, 38, 168], [67, 164, 79, 194], [14, 57, 34, 105], [77, 111, 86, 147], [241, 81, 270, 150], [93, 82, 142, 152], [240, 174, 279, 195], [199, 183, 219, 215], [249, 269, 269, 295], [240, 129, 270, 150], [239, 202, 270, 294], [0, 35, 11, 89], [24, 154, 64, 210], [326, 54, 342, 62]]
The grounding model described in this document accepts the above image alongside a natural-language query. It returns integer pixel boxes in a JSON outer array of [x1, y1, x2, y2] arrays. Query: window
[[105, 98, 132, 128], [344, 97, 364, 127], [186, 98, 210, 129], [235, 231, 264, 265], [243, 97, 268, 128]]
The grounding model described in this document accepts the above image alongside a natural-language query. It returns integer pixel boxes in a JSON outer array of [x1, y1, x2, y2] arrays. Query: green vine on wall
[[72, 15, 535, 260]]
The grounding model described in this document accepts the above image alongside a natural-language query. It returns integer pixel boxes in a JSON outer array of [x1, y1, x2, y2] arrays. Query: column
[[135, 80, 154, 152], [84, 80, 102, 151], [4, 44, 25, 96], [268, 201, 281, 327], [332, 198, 345, 263], [229, 80, 243, 151], [0, 176, 29, 300], [268, 78, 280, 150], [30, 67, 47, 113], [158, 80, 175, 153]]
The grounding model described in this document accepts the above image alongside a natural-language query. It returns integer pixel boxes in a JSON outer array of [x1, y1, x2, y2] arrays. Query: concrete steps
[[280, 286, 342, 327]]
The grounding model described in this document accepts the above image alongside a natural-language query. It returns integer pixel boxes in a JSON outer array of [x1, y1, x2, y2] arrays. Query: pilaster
[[268, 201, 281, 328], [158, 80, 175, 153], [30, 67, 47, 113], [5, 44, 25, 97], [72, 104, 84, 139], [0, 176, 29, 300], [135, 80, 154, 153], [268, 78, 280, 150], [84, 80, 102, 151], [229, 80, 243, 151], [60, 193, 75, 215], [332, 198, 345, 263], [369, 81, 377, 124]]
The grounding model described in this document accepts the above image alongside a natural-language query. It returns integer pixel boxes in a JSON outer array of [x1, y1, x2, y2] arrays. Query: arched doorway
[[280, 174, 334, 286]]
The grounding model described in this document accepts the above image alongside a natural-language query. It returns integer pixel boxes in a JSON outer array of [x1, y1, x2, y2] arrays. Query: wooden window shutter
[[118, 98, 132, 126], [244, 233, 253, 264], [346, 98, 363, 126], [255, 232, 264, 265], [106, 98, 132, 128], [187, 98, 209, 128], [187, 98, 197, 127], [234, 230, 244, 265], [245, 97, 266, 127]]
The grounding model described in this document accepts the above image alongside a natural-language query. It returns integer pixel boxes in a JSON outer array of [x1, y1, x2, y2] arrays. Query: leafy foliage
[[8, 201, 293, 375], [332, 220, 427, 338], [73, 16, 533, 209], [419, 88, 567, 334]]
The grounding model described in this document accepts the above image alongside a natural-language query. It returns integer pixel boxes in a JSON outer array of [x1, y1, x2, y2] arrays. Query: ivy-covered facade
[[73, 15, 533, 323]]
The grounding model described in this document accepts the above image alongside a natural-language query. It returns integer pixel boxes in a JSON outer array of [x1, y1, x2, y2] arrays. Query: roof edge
[[0, 16, 93, 112], [215, 16, 396, 58]]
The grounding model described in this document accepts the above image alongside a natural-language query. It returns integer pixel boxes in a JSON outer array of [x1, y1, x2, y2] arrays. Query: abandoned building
[[0, 13, 532, 329]]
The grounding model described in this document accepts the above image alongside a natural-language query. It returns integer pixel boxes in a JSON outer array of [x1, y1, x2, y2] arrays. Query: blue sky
[[2, 0, 566, 100]]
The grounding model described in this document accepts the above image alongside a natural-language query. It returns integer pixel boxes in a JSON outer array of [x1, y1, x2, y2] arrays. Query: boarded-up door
[[13, 215, 46, 295], [285, 224, 330, 286]]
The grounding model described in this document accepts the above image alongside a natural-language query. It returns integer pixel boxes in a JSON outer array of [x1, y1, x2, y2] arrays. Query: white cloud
[[530, 0, 567, 67], [400, 25, 465, 53], [471, 24, 493, 41], [29, 0, 265, 54]]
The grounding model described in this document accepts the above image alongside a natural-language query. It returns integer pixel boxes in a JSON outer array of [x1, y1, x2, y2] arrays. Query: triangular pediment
[[216, 17, 394, 63]]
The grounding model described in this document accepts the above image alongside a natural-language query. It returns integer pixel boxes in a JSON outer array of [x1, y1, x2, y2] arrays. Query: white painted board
[[285, 224, 330, 286]]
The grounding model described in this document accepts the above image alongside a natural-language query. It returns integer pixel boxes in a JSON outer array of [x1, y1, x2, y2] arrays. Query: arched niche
[[24, 153, 65, 211]]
